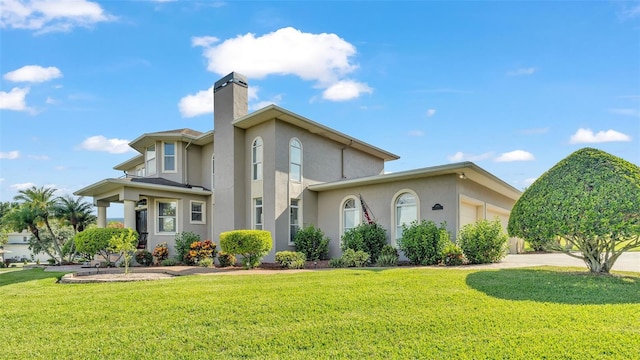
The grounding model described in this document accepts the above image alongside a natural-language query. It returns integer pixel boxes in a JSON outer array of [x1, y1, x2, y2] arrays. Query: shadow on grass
[[0, 268, 67, 287], [466, 268, 640, 305]]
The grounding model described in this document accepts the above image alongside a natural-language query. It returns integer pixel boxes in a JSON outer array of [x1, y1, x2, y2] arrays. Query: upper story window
[[342, 197, 361, 235], [252, 137, 263, 180], [163, 142, 176, 172], [290, 138, 302, 182], [135, 164, 145, 177], [395, 192, 418, 242], [146, 144, 156, 175]]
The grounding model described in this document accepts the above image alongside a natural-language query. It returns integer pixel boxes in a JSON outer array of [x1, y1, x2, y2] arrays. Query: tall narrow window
[[190, 201, 205, 224], [342, 198, 360, 235], [395, 193, 417, 241], [290, 199, 300, 244], [157, 200, 177, 233], [254, 198, 263, 230], [252, 137, 263, 180], [146, 144, 156, 175], [290, 138, 302, 182], [163, 142, 176, 172]]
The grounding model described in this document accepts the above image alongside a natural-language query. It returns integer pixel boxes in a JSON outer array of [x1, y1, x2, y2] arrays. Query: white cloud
[[447, 151, 493, 162], [0, 87, 31, 111], [322, 80, 372, 101], [0, 150, 20, 159], [407, 130, 424, 137], [523, 177, 538, 187], [4, 65, 62, 83], [78, 135, 132, 154], [178, 86, 213, 118], [11, 182, 36, 191], [249, 94, 282, 111], [0, 0, 116, 34], [608, 108, 640, 117], [179, 85, 259, 118], [507, 67, 536, 76], [426, 109, 436, 117], [495, 150, 535, 162], [45, 96, 56, 104], [569, 128, 632, 144], [193, 27, 369, 101]]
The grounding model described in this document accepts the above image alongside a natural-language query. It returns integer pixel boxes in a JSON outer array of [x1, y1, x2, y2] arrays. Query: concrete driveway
[[497, 252, 640, 273]]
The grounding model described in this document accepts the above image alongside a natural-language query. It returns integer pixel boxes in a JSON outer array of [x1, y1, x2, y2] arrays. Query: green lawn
[[2, 267, 639, 359]]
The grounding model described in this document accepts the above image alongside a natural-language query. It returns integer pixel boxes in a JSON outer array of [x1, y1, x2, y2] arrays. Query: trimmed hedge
[[397, 220, 449, 265], [220, 230, 272, 269], [74, 228, 137, 263], [459, 219, 508, 264], [275, 251, 306, 269]]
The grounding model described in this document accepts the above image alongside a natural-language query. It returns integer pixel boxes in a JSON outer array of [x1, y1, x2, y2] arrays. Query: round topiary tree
[[508, 148, 640, 274], [219, 230, 272, 269]]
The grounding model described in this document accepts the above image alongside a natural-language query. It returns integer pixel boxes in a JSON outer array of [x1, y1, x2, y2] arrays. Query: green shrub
[[458, 219, 508, 264], [275, 251, 307, 269], [174, 232, 200, 263], [152, 242, 169, 262], [161, 258, 178, 266], [340, 248, 370, 267], [199, 258, 214, 268], [442, 243, 464, 266], [397, 220, 450, 265], [376, 244, 399, 266], [341, 222, 387, 263], [220, 230, 272, 269], [74, 228, 133, 264], [328, 257, 345, 268], [185, 240, 217, 265], [135, 250, 153, 266], [293, 225, 330, 261], [217, 251, 236, 267]]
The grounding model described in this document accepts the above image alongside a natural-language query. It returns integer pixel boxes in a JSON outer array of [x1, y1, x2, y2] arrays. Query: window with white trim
[[395, 193, 417, 241], [290, 138, 302, 182], [252, 137, 263, 180], [290, 199, 300, 244], [135, 164, 145, 177], [157, 200, 177, 233], [146, 144, 156, 175], [190, 201, 205, 224], [342, 198, 360, 235], [254, 198, 263, 230], [163, 142, 176, 172]]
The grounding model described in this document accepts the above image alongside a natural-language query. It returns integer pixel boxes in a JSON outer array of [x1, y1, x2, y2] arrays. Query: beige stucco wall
[[315, 174, 459, 259]]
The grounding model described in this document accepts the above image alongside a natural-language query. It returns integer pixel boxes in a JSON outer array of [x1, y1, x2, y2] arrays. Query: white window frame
[[163, 141, 177, 173], [252, 137, 263, 181], [190, 200, 206, 224], [156, 199, 178, 235], [289, 138, 302, 183], [146, 144, 156, 176], [253, 198, 263, 230], [134, 164, 146, 177], [289, 198, 301, 245], [392, 189, 419, 245], [340, 195, 361, 238]]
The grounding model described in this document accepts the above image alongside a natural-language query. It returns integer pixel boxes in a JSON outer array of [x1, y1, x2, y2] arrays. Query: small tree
[[397, 220, 450, 265], [459, 219, 508, 264], [108, 228, 138, 275], [508, 148, 640, 274], [74, 228, 132, 265], [220, 230, 272, 269], [293, 224, 330, 261], [341, 222, 387, 262]]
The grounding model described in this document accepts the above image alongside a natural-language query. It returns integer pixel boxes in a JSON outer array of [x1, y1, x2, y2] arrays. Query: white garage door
[[460, 203, 480, 228]]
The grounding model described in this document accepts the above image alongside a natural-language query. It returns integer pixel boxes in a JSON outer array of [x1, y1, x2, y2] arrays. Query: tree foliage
[[397, 220, 450, 265], [74, 228, 134, 264], [293, 224, 330, 261], [108, 228, 139, 274], [508, 148, 640, 273], [458, 218, 508, 264], [220, 230, 272, 269], [340, 222, 387, 262]]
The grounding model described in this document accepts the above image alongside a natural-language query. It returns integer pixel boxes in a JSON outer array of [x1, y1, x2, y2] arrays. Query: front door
[[136, 209, 148, 249]]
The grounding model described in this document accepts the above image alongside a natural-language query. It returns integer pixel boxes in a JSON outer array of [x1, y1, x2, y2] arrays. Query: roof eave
[[74, 178, 212, 198]]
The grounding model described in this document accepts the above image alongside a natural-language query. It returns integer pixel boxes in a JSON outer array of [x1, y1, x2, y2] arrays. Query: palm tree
[[14, 186, 63, 263], [55, 196, 96, 233], [3, 204, 59, 261]]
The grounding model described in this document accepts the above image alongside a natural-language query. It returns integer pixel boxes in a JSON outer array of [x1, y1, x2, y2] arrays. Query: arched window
[[342, 197, 361, 235], [252, 137, 263, 180], [290, 138, 302, 182], [395, 192, 417, 241]]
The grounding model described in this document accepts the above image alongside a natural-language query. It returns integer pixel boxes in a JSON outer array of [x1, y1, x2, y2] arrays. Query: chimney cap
[[214, 72, 248, 92]]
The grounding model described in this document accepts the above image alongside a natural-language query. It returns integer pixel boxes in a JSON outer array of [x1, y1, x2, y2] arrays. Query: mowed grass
[[1, 267, 639, 359]]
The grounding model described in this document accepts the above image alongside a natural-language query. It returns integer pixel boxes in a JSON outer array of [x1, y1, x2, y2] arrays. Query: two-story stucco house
[[75, 72, 522, 261]]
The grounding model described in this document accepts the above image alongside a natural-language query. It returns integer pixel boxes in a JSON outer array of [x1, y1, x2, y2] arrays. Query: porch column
[[124, 200, 136, 229], [97, 206, 107, 228]]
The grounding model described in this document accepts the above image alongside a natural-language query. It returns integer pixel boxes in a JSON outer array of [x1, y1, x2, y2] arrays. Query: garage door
[[460, 202, 481, 228], [486, 210, 509, 232]]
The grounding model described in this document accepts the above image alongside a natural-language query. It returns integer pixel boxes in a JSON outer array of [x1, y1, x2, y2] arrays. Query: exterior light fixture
[[459, 173, 466, 179]]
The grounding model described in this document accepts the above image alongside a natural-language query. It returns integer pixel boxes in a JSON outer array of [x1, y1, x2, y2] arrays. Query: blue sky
[[1, 0, 639, 218]]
